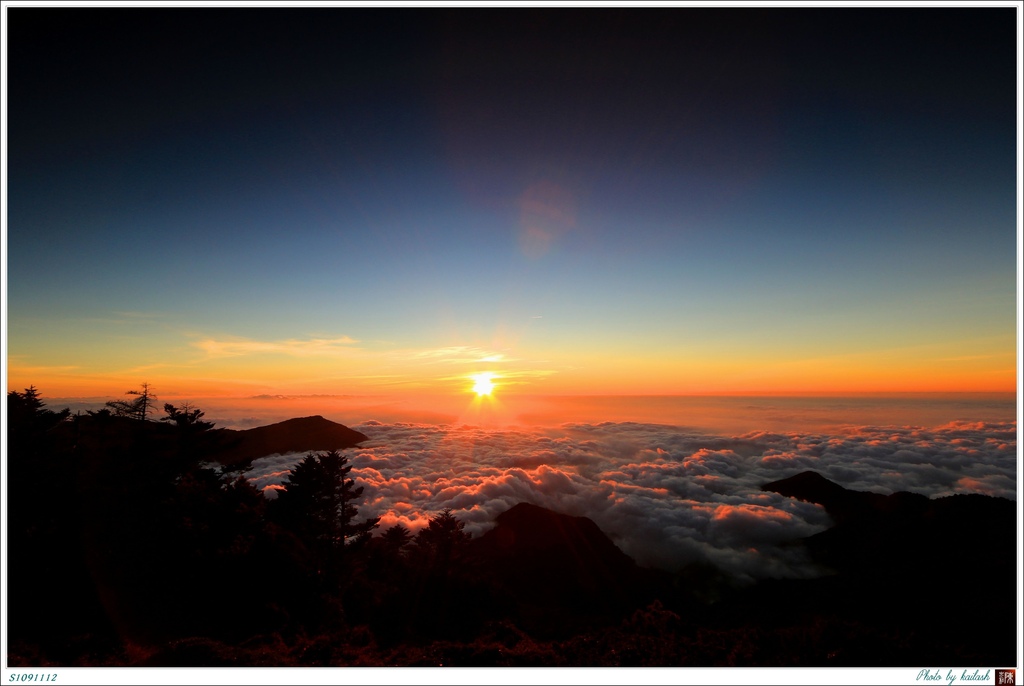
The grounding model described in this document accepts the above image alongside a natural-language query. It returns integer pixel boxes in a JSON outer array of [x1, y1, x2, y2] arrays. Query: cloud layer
[[245, 419, 1017, 581]]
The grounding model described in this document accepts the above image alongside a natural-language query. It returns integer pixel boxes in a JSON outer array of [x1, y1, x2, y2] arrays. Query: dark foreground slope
[[7, 394, 1018, 668], [753, 471, 1018, 665]]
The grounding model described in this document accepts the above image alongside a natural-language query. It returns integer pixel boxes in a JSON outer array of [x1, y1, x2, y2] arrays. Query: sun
[[471, 372, 496, 396]]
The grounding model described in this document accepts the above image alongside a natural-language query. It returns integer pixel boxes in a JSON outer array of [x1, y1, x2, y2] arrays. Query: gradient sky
[[4, 6, 1019, 402]]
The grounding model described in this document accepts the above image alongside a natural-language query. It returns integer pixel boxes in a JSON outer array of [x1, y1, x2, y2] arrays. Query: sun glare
[[471, 372, 496, 396]]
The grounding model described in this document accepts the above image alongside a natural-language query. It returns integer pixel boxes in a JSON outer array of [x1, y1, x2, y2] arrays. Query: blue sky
[[5, 6, 1019, 399]]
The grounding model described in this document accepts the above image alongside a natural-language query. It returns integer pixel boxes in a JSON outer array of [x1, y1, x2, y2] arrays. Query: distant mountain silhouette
[[476, 502, 638, 583], [761, 470, 930, 524], [761, 470, 1015, 610], [214, 415, 368, 466]]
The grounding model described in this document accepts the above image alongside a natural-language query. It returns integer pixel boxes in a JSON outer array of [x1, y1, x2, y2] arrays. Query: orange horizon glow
[[5, 353, 1017, 400], [5, 378, 1016, 438], [5, 333, 1018, 415], [4, 371, 1016, 403], [6, 314, 1016, 403]]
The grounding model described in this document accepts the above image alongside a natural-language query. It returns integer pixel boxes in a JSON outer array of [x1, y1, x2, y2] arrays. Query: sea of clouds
[[244, 419, 1017, 582]]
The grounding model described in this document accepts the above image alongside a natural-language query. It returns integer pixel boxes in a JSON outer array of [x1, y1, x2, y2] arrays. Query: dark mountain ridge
[[762, 469, 931, 524], [213, 415, 369, 466], [50, 413, 369, 468], [754, 470, 1016, 664], [762, 469, 1014, 535], [474, 502, 642, 593], [761, 470, 1015, 571], [467, 502, 666, 638]]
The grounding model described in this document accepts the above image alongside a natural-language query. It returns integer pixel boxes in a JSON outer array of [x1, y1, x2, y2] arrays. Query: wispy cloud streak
[[194, 336, 359, 358]]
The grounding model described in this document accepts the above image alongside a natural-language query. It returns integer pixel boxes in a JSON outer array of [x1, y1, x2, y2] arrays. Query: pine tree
[[161, 402, 214, 431], [7, 386, 70, 453], [105, 382, 157, 421], [412, 508, 471, 574], [272, 450, 380, 575], [7, 385, 70, 431], [381, 524, 412, 552]]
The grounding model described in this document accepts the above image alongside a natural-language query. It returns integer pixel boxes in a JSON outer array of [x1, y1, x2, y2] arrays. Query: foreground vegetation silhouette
[[6, 387, 1017, 667]]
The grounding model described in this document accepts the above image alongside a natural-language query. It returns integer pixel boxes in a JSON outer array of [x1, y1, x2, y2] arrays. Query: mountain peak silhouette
[[486, 502, 633, 565], [215, 415, 368, 466], [761, 469, 928, 524], [472, 502, 652, 631], [762, 470, 1014, 591]]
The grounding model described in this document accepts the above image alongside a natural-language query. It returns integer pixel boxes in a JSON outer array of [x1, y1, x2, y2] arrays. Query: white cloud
[[244, 419, 1017, 582]]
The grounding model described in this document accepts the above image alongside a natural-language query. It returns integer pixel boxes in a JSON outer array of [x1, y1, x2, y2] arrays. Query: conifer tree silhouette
[[7, 386, 70, 454], [161, 401, 214, 430], [106, 382, 157, 421], [412, 508, 471, 577], [272, 450, 379, 581]]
